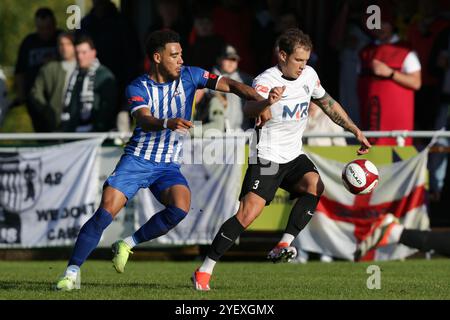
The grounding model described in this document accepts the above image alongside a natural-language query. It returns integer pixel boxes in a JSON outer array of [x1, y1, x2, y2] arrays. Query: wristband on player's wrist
[[163, 118, 168, 129]]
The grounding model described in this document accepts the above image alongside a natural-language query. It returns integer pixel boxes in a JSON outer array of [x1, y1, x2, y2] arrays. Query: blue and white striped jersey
[[124, 66, 217, 163]]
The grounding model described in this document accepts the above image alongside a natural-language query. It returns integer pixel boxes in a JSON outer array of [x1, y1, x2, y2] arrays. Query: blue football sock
[[132, 205, 187, 244], [68, 207, 113, 267]]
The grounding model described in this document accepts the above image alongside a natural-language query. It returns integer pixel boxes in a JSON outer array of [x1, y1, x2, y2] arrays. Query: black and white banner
[[0, 139, 103, 247]]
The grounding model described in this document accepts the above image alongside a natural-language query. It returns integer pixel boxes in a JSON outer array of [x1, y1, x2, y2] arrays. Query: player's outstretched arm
[[215, 77, 264, 102], [134, 108, 193, 132], [312, 92, 371, 155], [243, 86, 286, 118]]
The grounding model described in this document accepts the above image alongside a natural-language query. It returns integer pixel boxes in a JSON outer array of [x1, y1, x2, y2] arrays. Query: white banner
[[136, 138, 244, 245], [0, 139, 103, 247], [293, 149, 430, 261]]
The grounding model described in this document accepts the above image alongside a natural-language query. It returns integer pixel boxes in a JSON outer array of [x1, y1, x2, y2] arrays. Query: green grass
[[0, 259, 449, 300]]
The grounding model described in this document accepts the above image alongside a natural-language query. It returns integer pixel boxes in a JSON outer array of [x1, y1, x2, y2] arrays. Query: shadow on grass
[[0, 279, 193, 292]]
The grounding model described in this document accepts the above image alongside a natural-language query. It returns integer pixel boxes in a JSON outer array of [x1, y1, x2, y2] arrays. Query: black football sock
[[399, 229, 450, 257], [207, 215, 245, 261], [284, 193, 320, 238]]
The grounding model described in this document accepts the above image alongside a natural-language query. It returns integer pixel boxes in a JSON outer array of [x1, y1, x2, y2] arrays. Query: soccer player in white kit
[[192, 28, 371, 291]]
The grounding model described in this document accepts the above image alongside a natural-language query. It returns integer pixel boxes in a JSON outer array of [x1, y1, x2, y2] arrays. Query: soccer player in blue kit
[[56, 30, 269, 291]]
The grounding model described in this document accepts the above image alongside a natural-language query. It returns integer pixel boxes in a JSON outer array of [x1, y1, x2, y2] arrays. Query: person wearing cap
[[207, 44, 253, 132], [358, 10, 422, 146]]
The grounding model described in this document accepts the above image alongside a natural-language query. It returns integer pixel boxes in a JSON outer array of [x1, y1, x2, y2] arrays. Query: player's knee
[[173, 201, 190, 213], [165, 205, 188, 228], [314, 178, 325, 196], [237, 200, 263, 228], [100, 187, 127, 217], [236, 212, 254, 229], [162, 186, 191, 213], [305, 174, 324, 196], [100, 200, 119, 217]]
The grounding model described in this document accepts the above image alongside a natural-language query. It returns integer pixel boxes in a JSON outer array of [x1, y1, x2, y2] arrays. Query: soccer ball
[[342, 159, 379, 195]]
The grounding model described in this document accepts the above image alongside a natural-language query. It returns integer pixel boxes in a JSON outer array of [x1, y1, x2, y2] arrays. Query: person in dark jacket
[[14, 8, 62, 132]]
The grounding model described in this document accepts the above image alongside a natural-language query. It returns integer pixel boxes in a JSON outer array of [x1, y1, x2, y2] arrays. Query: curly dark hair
[[145, 29, 180, 59], [276, 28, 313, 55]]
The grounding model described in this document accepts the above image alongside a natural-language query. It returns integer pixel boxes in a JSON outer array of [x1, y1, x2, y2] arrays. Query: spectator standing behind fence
[[212, 0, 256, 75], [406, 0, 450, 132], [143, 0, 192, 75], [329, 0, 372, 128], [14, 8, 61, 132], [79, 0, 142, 136], [79, 0, 142, 90], [191, 45, 252, 136], [210, 45, 253, 132], [29, 33, 76, 132], [252, 0, 285, 74], [147, 0, 192, 48], [428, 26, 450, 205], [59, 36, 116, 132], [358, 11, 421, 146]]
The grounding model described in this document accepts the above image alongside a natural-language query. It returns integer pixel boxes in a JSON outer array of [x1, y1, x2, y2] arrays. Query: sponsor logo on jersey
[[282, 102, 309, 120], [203, 71, 210, 79], [128, 96, 145, 105], [255, 84, 269, 94], [303, 85, 310, 95]]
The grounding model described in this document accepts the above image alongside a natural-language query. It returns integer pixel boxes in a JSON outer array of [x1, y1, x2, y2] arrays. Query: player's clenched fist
[[167, 118, 193, 131], [256, 108, 272, 127], [268, 86, 286, 105]]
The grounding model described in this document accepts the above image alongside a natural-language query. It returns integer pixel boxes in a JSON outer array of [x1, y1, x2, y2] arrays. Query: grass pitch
[[0, 259, 449, 300]]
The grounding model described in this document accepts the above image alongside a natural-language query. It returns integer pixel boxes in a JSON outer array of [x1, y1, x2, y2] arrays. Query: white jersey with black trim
[[251, 65, 326, 163]]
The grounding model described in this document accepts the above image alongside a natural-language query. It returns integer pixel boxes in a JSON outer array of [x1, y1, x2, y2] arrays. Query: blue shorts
[[104, 154, 189, 201]]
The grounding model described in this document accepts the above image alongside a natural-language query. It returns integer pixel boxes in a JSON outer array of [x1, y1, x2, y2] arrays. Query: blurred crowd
[[2, 0, 450, 209]]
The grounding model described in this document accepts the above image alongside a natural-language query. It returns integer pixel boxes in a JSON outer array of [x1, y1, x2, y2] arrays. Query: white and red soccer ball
[[342, 159, 379, 195]]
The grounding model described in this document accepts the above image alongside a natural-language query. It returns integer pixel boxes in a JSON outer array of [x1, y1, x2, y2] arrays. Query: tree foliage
[[0, 0, 79, 67]]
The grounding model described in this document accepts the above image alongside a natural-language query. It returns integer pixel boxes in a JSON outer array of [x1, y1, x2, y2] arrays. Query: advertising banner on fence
[[293, 149, 430, 261], [0, 139, 103, 247]]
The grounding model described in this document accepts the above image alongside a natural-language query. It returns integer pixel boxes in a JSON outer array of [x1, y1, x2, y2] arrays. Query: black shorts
[[239, 154, 319, 206]]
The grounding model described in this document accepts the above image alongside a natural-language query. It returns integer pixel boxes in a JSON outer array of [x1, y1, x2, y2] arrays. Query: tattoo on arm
[[312, 92, 357, 134]]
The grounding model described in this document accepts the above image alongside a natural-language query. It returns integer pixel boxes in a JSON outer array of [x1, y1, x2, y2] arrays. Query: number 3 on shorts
[[252, 180, 260, 190]]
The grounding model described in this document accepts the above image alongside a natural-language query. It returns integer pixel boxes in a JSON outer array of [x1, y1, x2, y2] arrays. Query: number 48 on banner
[[44, 172, 63, 186]]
